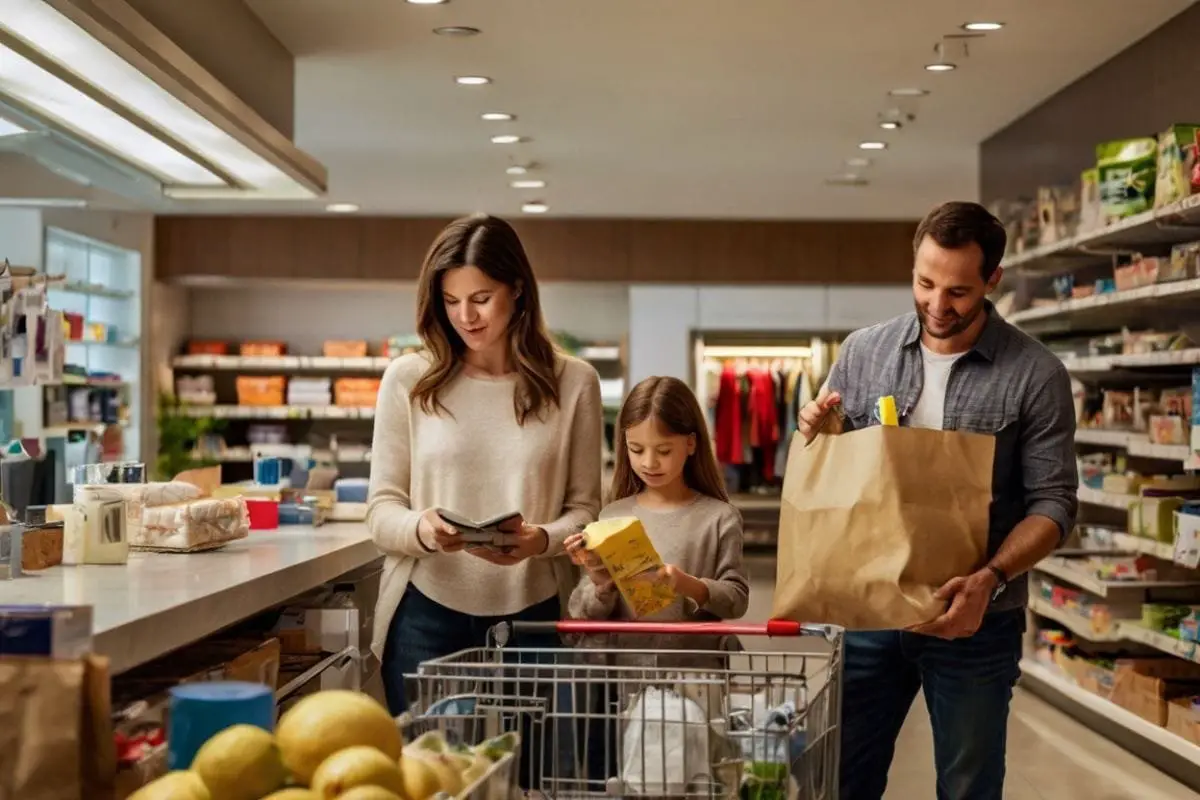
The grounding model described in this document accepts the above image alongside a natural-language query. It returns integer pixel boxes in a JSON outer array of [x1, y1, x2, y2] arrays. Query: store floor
[[743, 556, 1199, 799]]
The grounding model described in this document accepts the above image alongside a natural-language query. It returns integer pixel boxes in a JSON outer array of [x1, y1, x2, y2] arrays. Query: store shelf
[[1078, 485, 1138, 510], [210, 448, 371, 464], [1019, 660, 1200, 776], [1008, 277, 1200, 328], [1110, 532, 1177, 561], [1121, 623, 1200, 666], [173, 405, 375, 420], [1004, 193, 1200, 272], [1028, 596, 1124, 642], [1061, 348, 1200, 373], [174, 354, 393, 371], [1075, 429, 1194, 461], [51, 282, 136, 300], [1036, 556, 1200, 597]]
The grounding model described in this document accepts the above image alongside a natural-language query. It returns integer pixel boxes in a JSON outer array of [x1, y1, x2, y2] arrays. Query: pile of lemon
[[129, 689, 517, 800]]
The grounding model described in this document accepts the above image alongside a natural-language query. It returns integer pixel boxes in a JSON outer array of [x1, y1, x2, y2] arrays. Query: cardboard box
[[1111, 658, 1200, 726], [1168, 697, 1200, 745]]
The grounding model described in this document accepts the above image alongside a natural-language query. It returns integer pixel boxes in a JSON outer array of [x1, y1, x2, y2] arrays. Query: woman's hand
[[417, 508, 461, 552], [467, 516, 548, 566], [565, 533, 615, 595]]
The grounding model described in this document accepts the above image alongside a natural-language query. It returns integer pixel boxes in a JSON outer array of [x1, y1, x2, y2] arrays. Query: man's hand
[[908, 569, 998, 640], [798, 386, 842, 444], [467, 516, 548, 566], [565, 533, 615, 594], [418, 508, 461, 552]]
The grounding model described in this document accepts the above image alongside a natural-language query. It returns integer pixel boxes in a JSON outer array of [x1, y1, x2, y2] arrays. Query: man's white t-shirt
[[907, 343, 966, 431]]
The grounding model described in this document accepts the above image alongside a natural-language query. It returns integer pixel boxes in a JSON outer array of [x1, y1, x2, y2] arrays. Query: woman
[[367, 213, 603, 714]]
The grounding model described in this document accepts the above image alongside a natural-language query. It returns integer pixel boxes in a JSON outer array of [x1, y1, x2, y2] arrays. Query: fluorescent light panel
[[0, 113, 27, 135], [0, 0, 316, 198]]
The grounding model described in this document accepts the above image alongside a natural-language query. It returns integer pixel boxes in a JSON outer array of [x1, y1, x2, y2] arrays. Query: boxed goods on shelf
[[323, 339, 368, 358], [187, 340, 227, 356], [334, 376, 381, 407], [1165, 242, 1200, 282], [1114, 257, 1161, 291], [236, 375, 286, 406], [1098, 137, 1158, 219], [240, 341, 286, 357], [175, 375, 215, 406], [1168, 697, 1200, 745], [1037, 185, 1081, 245], [1155, 124, 1200, 209], [287, 376, 332, 406], [1079, 168, 1104, 234], [1111, 658, 1200, 726]]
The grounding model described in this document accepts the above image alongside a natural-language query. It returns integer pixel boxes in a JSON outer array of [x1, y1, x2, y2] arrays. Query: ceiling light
[[325, 202, 360, 213], [888, 88, 929, 97], [407, 0, 449, 4], [506, 165, 529, 175], [846, 157, 871, 168], [482, 112, 515, 121], [455, 75, 491, 86], [0, 0, 323, 197], [434, 26, 480, 36], [963, 22, 1003, 31], [859, 141, 887, 151], [522, 202, 549, 214], [491, 134, 524, 144], [0, 197, 88, 208], [880, 121, 900, 130], [511, 180, 545, 189], [925, 62, 956, 72], [826, 174, 868, 187], [0, 115, 26, 136]]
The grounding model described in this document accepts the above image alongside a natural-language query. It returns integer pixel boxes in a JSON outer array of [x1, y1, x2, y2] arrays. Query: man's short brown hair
[[913, 201, 1007, 281]]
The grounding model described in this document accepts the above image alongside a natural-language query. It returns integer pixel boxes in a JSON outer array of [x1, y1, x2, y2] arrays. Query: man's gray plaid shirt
[[825, 303, 1079, 613]]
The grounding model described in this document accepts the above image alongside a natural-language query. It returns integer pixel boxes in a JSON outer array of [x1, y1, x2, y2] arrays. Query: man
[[797, 201, 1078, 800]]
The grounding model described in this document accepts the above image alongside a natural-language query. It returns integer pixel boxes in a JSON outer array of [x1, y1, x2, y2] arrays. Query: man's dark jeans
[[839, 609, 1025, 800]]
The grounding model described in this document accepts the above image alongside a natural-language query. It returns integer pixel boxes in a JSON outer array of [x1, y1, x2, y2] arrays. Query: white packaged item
[[64, 486, 129, 565], [621, 686, 711, 796], [107, 481, 204, 507], [134, 496, 250, 551]]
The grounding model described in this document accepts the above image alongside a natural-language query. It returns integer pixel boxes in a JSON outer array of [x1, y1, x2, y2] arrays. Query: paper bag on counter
[[0, 655, 115, 800], [771, 425, 994, 630]]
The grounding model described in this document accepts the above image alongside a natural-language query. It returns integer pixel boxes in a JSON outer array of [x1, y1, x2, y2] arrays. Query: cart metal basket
[[405, 619, 843, 799]]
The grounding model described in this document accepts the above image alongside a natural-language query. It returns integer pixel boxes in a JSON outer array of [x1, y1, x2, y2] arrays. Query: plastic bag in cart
[[620, 685, 713, 796]]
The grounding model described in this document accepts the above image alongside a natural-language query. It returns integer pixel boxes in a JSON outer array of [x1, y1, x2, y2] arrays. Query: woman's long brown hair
[[610, 376, 729, 503], [411, 214, 560, 424]]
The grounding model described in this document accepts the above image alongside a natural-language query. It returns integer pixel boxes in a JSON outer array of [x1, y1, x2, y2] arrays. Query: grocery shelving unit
[[1003, 195, 1200, 789]]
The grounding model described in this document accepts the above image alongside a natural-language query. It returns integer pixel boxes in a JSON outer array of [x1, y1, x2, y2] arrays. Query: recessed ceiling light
[[482, 112, 515, 121], [963, 21, 1003, 31], [859, 141, 887, 151], [846, 157, 871, 168], [434, 26, 480, 36], [511, 180, 546, 189], [522, 202, 549, 214], [407, 0, 448, 4], [888, 88, 929, 97], [455, 75, 491, 86], [880, 121, 900, 130], [826, 174, 868, 187], [491, 134, 524, 144], [506, 165, 529, 175], [924, 62, 956, 72], [325, 203, 360, 213]]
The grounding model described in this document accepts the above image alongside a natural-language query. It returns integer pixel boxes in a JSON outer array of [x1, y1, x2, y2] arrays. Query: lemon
[[311, 746, 406, 798], [127, 771, 211, 800], [190, 724, 287, 800], [276, 691, 403, 784]]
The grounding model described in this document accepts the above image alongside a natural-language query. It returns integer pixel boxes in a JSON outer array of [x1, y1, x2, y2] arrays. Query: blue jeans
[[838, 609, 1025, 800]]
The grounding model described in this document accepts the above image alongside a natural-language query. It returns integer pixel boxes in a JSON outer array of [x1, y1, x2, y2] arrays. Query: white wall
[[628, 284, 912, 385], [188, 281, 631, 351]]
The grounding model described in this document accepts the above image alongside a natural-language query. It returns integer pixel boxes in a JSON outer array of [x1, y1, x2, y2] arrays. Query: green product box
[[1097, 137, 1157, 219], [1155, 124, 1200, 209]]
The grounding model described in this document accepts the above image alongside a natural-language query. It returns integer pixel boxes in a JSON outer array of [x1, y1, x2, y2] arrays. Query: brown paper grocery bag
[[771, 425, 994, 630]]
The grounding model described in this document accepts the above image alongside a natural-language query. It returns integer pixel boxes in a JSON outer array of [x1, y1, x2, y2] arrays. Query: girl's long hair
[[411, 214, 559, 424], [610, 376, 729, 503]]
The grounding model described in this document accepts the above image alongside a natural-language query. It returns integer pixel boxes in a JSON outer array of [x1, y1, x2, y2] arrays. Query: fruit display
[[128, 688, 520, 800]]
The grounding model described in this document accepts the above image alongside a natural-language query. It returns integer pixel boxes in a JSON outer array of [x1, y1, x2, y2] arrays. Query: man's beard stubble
[[914, 297, 986, 340]]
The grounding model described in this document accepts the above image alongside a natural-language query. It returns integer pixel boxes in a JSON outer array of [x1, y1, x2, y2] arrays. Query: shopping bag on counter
[[0, 655, 115, 800], [771, 424, 994, 630]]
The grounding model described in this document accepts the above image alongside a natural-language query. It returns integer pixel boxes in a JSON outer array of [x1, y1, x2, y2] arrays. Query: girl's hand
[[566, 534, 615, 593], [657, 564, 710, 607], [467, 517, 548, 566], [418, 509, 461, 552]]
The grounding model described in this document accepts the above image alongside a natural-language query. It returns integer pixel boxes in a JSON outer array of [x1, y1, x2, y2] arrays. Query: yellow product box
[[583, 516, 676, 618]]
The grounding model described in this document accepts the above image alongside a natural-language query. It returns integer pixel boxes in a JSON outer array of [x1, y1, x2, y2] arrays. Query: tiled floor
[[744, 557, 1200, 799]]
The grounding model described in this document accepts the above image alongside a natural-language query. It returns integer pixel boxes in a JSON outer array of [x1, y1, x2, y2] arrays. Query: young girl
[[565, 374, 749, 642]]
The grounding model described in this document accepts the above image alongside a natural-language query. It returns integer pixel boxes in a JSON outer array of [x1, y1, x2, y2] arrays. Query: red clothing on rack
[[747, 368, 780, 480], [714, 364, 743, 464]]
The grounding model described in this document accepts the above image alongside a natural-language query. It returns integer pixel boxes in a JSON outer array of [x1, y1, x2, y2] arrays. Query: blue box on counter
[[0, 605, 93, 659]]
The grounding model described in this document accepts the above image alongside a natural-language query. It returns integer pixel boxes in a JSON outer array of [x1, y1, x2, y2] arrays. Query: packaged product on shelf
[[1097, 137, 1158, 219], [1149, 414, 1188, 445], [236, 375, 286, 406], [1155, 124, 1200, 208], [186, 340, 228, 356], [175, 374, 216, 406], [1111, 658, 1200, 727], [0, 605, 92, 658], [1164, 241, 1200, 282], [1101, 389, 1135, 429], [1037, 185, 1081, 245], [240, 340, 286, 357], [1192, 367, 1200, 450], [1078, 168, 1104, 233], [1114, 257, 1160, 290], [1167, 697, 1200, 745], [333, 376, 381, 407], [322, 339, 368, 358], [286, 376, 333, 406]]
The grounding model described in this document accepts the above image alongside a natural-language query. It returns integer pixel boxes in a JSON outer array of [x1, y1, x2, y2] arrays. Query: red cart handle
[[497, 619, 836, 640]]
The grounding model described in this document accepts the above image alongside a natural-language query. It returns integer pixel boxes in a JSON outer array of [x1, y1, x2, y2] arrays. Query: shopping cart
[[404, 619, 843, 799]]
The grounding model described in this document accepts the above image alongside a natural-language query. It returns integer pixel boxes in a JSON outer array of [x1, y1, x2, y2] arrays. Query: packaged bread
[[134, 496, 250, 551]]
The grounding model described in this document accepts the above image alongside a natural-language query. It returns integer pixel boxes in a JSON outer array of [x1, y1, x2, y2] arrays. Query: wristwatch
[[987, 565, 1008, 601]]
